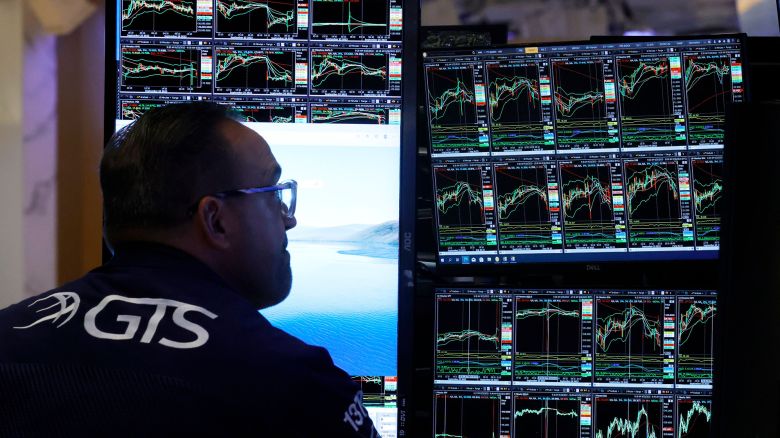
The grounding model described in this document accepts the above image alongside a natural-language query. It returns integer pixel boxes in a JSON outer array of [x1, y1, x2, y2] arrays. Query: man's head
[[101, 102, 296, 309]]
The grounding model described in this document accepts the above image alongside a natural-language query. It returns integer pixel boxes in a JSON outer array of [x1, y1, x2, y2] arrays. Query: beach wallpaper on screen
[[260, 140, 399, 377]]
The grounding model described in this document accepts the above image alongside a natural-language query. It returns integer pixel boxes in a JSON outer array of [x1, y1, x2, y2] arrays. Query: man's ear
[[196, 197, 230, 249]]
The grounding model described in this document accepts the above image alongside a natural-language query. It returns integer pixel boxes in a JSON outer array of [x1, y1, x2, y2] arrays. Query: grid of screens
[[433, 288, 715, 437], [117, 0, 402, 122], [423, 37, 743, 265], [113, 2, 404, 436]]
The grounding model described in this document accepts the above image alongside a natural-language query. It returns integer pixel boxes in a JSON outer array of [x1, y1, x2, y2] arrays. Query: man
[[0, 102, 379, 436]]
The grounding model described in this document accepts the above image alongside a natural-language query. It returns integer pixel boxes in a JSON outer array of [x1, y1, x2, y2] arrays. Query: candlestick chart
[[435, 297, 509, 381], [690, 158, 722, 248], [624, 161, 687, 248], [552, 61, 612, 149], [495, 164, 559, 252], [311, 0, 389, 38], [121, 46, 201, 89], [486, 63, 547, 152], [595, 299, 667, 383], [434, 392, 509, 438], [595, 398, 664, 438], [426, 66, 485, 153], [513, 396, 581, 437], [216, 0, 297, 35], [684, 55, 733, 146], [215, 48, 295, 92], [310, 51, 388, 92], [434, 165, 495, 251], [616, 58, 681, 147], [676, 398, 711, 438], [514, 297, 588, 382], [677, 298, 716, 384], [559, 162, 624, 250], [121, 0, 196, 33]]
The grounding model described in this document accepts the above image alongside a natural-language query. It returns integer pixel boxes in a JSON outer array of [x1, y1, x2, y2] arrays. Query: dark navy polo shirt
[[0, 242, 379, 437]]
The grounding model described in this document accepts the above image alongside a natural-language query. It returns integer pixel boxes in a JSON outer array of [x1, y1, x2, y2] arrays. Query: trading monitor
[[422, 36, 745, 266], [433, 287, 715, 437], [107, 2, 417, 435]]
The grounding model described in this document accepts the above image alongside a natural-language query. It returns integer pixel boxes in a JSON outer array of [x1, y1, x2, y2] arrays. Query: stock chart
[[595, 294, 674, 385], [624, 159, 693, 249], [494, 162, 561, 252], [551, 59, 617, 150], [684, 54, 735, 147], [690, 156, 723, 248], [616, 56, 686, 149], [121, 0, 198, 34], [677, 294, 716, 385], [434, 293, 512, 382], [310, 101, 398, 124], [121, 44, 210, 93], [433, 164, 496, 252], [310, 49, 390, 94], [215, 0, 300, 37], [676, 396, 711, 438], [215, 47, 299, 94], [486, 62, 552, 153], [513, 393, 588, 437], [513, 292, 592, 384], [426, 65, 489, 155], [594, 394, 672, 438], [310, 0, 389, 39], [559, 161, 626, 250]]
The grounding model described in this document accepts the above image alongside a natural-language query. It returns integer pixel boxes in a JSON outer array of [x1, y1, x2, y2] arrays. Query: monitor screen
[[433, 287, 715, 437], [423, 36, 744, 265], [111, 1, 407, 434]]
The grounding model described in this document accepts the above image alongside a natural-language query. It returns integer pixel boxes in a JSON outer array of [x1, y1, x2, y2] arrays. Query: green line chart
[[429, 78, 476, 124], [121, 48, 200, 88], [679, 303, 716, 346], [596, 405, 658, 438], [216, 52, 293, 84], [677, 400, 711, 438], [626, 164, 679, 217], [436, 181, 483, 215], [684, 55, 733, 146], [122, 0, 195, 31], [691, 158, 722, 247], [216, 0, 296, 33], [489, 76, 541, 121], [596, 305, 662, 352], [562, 174, 612, 220], [310, 52, 387, 91]]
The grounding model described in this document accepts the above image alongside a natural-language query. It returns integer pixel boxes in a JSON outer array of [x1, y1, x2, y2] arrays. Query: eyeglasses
[[189, 179, 297, 219]]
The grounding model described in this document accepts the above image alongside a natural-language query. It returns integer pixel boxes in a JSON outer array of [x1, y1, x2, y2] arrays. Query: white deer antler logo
[[13, 292, 80, 329]]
